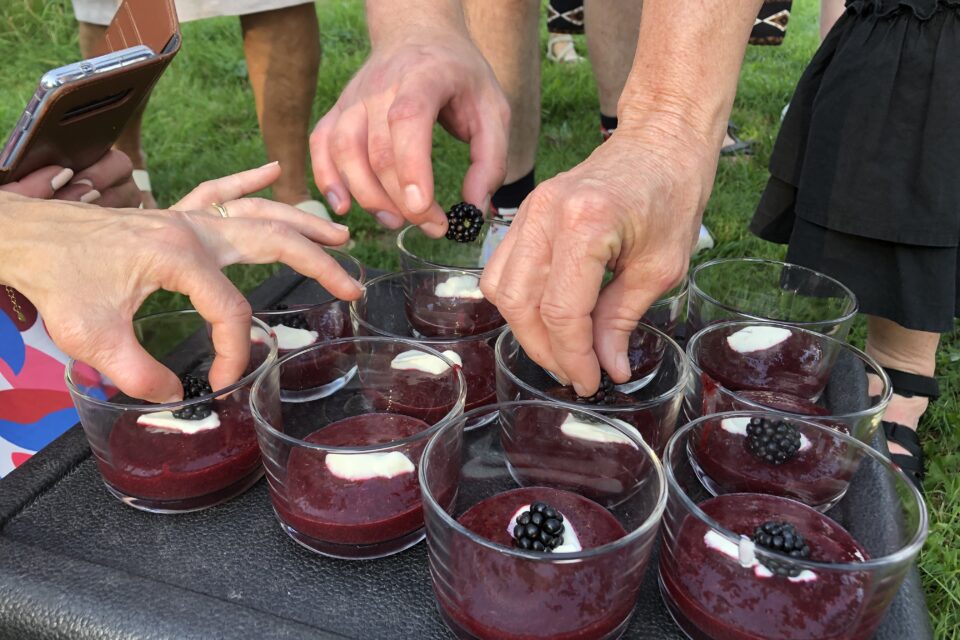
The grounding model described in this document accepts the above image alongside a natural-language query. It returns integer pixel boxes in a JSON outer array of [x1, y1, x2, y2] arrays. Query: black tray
[[0, 269, 933, 639]]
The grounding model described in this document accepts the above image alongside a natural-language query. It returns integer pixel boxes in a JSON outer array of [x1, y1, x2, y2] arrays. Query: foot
[[721, 121, 754, 157], [546, 34, 583, 64], [694, 224, 715, 254], [132, 170, 157, 209], [295, 199, 332, 222]]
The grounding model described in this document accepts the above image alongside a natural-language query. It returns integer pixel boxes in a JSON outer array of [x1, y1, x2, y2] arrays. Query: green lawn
[[1, 0, 957, 635]]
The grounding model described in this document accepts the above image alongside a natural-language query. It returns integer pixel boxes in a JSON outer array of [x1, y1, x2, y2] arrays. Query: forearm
[[619, 0, 763, 146], [365, 0, 469, 48]]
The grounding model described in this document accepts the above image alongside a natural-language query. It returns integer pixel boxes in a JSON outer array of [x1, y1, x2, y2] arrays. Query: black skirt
[[751, 0, 960, 332]]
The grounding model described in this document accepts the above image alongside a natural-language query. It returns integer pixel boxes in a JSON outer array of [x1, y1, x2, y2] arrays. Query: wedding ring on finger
[[211, 202, 229, 218]]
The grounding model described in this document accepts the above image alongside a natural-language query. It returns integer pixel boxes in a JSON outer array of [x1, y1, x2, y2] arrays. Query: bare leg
[[241, 3, 320, 206], [463, 0, 540, 184], [820, 0, 846, 41], [865, 316, 941, 455], [583, 0, 641, 119], [78, 21, 155, 207]]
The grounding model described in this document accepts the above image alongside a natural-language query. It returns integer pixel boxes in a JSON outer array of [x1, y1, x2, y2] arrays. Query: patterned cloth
[[71, 0, 314, 25]]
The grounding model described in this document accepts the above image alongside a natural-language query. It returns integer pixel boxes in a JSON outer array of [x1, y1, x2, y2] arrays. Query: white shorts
[[71, 0, 315, 25]]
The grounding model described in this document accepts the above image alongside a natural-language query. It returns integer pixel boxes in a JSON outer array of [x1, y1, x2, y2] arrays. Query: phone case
[[0, 0, 180, 184]]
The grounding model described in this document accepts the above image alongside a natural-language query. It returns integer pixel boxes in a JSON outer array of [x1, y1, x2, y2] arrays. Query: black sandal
[[721, 121, 755, 157], [879, 368, 940, 493]]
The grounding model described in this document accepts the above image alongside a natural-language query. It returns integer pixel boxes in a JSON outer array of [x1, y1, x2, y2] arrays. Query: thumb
[[591, 268, 664, 384], [90, 324, 183, 403]]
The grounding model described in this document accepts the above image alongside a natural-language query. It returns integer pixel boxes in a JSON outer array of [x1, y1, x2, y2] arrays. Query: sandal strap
[[889, 453, 925, 492], [883, 421, 924, 459], [884, 368, 940, 400]]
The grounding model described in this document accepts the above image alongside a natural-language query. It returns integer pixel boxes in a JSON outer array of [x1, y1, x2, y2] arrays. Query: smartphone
[[0, 45, 156, 172]]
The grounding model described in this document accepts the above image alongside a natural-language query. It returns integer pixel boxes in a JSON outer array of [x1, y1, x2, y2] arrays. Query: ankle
[[884, 393, 930, 430]]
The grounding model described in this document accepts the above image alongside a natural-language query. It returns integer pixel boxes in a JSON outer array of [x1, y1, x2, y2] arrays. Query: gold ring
[[212, 202, 229, 218]]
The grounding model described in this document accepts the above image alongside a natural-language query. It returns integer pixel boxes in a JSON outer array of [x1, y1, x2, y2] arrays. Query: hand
[[310, 31, 509, 237], [1, 163, 360, 403], [0, 150, 139, 207], [481, 124, 715, 396]]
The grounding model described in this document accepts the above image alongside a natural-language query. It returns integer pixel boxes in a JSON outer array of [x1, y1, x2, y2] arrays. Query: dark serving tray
[[0, 269, 933, 639]]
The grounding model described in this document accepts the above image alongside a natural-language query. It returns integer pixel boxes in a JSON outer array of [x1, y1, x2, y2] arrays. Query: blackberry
[[268, 303, 310, 330], [575, 371, 616, 405], [445, 202, 484, 243], [745, 417, 801, 465], [751, 521, 811, 578], [512, 502, 565, 552], [171, 374, 213, 420]]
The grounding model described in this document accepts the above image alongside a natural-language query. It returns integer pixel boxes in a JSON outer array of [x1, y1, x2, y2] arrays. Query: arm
[[481, 0, 762, 395], [0, 163, 360, 403], [310, 0, 509, 236]]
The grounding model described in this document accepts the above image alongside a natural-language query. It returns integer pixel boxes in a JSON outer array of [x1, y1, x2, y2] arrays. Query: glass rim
[[665, 411, 929, 571], [249, 335, 468, 453], [64, 310, 277, 410], [396, 222, 509, 272], [419, 400, 669, 561], [495, 326, 689, 411], [350, 270, 507, 343], [689, 257, 859, 328], [686, 319, 893, 420]]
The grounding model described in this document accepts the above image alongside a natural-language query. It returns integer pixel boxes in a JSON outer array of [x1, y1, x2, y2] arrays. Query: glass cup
[[644, 276, 689, 339], [421, 400, 667, 640], [65, 310, 277, 513], [685, 320, 892, 442], [495, 326, 686, 454], [351, 270, 506, 418], [687, 258, 858, 340], [659, 411, 928, 640], [251, 336, 466, 559], [397, 219, 510, 274]]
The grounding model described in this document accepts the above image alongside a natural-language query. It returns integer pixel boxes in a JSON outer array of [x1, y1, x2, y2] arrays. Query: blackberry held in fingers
[[575, 372, 616, 405], [445, 202, 484, 243], [268, 303, 310, 330], [512, 501, 565, 552], [172, 374, 213, 420], [745, 417, 801, 465], [752, 521, 811, 578]]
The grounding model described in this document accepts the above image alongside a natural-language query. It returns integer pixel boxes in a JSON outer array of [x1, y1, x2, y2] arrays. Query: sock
[[601, 113, 618, 140], [491, 169, 535, 220]]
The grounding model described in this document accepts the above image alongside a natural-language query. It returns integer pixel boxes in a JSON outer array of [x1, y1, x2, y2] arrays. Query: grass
[[1, 0, 958, 635]]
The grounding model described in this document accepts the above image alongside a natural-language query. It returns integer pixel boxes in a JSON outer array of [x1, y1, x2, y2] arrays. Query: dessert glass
[[397, 219, 510, 273], [687, 258, 858, 340], [685, 320, 892, 442], [421, 400, 667, 640], [251, 336, 466, 559], [644, 276, 689, 339], [660, 411, 928, 640], [495, 326, 686, 454], [65, 310, 277, 513], [351, 270, 506, 419]]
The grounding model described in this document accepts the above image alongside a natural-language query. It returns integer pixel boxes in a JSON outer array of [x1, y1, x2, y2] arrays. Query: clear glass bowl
[[495, 326, 687, 454], [644, 276, 689, 339], [65, 310, 277, 513], [687, 258, 858, 340], [421, 400, 667, 640], [250, 336, 466, 559], [397, 219, 510, 274], [685, 320, 891, 442], [659, 411, 928, 640], [351, 270, 506, 417]]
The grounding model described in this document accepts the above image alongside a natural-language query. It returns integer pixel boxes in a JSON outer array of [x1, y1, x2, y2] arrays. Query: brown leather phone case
[[0, 0, 180, 184]]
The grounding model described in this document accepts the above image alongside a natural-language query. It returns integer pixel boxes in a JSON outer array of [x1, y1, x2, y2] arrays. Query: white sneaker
[[479, 208, 517, 267], [295, 199, 332, 222], [695, 223, 715, 254]]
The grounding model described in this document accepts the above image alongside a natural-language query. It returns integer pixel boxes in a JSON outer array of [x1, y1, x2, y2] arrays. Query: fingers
[[72, 149, 134, 191], [387, 79, 445, 220], [0, 166, 73, 199], [93, 179, 143, 209], [83, 322, 183, 403], [461, 103, 509, 211], [310, 104, 351, 216], [214, 197, 351, 247], [175, 161, 282, 210]]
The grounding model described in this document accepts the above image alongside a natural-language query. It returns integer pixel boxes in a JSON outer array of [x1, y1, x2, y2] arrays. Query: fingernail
[[351, 278, 365, 291], [404, 184, 426, 212], [616, 352, 631, 378], [263, 160, 280, 168], [326, 191, 342, 212], [80, 189, 101, 204], [573, 382, 589, 397], [51, 168, 74, 191], [375, 210, 403, 229], [72, 178, 94, 188], [331, 221, 350, 233], [420, 221, 447, 238], [163, 393, 183, 404]]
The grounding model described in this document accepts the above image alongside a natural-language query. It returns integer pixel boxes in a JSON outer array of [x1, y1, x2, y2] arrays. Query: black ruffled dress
[[750, 0, 960, 332]]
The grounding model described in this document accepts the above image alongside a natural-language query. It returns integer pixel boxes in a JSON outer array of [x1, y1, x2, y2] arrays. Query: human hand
[[0, 150, 139, 207], [310, 31, 509, 237], [481, 124, 715, 396], [1, 164, 361, 403]]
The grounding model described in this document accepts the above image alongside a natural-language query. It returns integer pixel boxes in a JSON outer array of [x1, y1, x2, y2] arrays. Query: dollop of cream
[[560, 414, 641, 448], [272, 324, 319, 350], [507, 504, 582, 553], [325, 451, 415, 481], [390, 349, 463, 375], [704, 530, 817, 583], [726, 325, 792, 354], [434, 274, 484, 299], [137, 410, 220, 434], [720, 417, 812, 452]]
